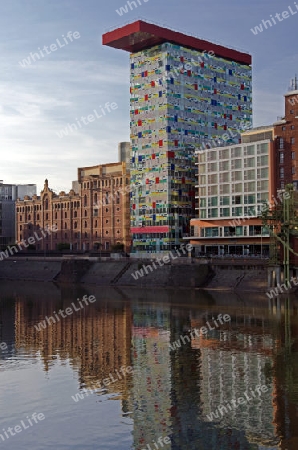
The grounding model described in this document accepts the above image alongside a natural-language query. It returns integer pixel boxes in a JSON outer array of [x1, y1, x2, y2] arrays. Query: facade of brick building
[[16, 162, 130, 252], [274, 88, 298, 191]]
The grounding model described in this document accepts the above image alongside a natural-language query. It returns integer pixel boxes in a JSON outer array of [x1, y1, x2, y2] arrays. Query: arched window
[[95, 220, 98, 228], [85, 210, 87, 217], [84, 195, 87, 207], [37, 214, 40, 221], [94, 193, 98, 204], [65, 212, 67, 218], [74, 211, 77, 218], [116, 191, 120, 204], [65, 222, 67, 229], [105, 192, 109, 205], [84, 221, 87, 228], [74, 222, 77, 229]]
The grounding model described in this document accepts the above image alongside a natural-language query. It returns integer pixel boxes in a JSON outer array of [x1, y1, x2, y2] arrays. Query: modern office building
[[189, 126, 276, 256], [103, 20, 252, 254], [16, 162, 130, 252], [0, 181, 36, 249]]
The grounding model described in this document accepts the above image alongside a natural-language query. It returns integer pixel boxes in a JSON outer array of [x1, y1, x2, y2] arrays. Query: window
[[244, 194, 255, 204], [292, 166, 296, 175], [279, 138, 284, 149], [208, 197, 218, 207], [232, 207, 243, 216], [220, 196, 229, 206], [292, 151, 296, 160], [280, 167, 284, 179], [282, 126, 286, 131], [291, 125, 295, 130], [232, 195, 242, 205], [220, 208, 230, 217], [279, 152, 284, 163], [291, 137, 295, 144], [290, 110, 294, 114]]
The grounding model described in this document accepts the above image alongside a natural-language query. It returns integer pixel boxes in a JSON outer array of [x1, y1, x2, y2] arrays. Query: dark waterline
[[0, 281, 297, 449]]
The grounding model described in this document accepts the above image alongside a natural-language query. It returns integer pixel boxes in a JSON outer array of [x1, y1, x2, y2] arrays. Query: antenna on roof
[[290, 75, 298, 90]]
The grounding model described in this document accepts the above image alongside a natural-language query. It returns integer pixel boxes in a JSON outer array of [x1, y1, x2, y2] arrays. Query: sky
[[1, 0, 297, 193]]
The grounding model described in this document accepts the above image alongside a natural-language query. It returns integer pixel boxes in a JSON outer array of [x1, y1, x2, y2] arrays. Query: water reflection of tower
[[129, 304, 172, 450], [168, 310, 202, 448]]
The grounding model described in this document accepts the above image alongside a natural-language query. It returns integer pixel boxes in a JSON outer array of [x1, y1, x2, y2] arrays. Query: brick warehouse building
[[273, 81, 298, 266], [103, 20, 252, 254], [16, 162, 131, 252], [274, 82, 298, 191]]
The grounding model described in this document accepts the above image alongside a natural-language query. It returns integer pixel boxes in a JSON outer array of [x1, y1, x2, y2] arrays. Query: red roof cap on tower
[[102, 20, 251, 65]]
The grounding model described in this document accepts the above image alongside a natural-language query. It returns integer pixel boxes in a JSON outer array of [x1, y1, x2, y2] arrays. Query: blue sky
[[1, 0, 297, 192]]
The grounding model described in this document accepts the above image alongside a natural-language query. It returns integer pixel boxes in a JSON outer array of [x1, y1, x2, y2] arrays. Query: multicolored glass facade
[[129, 42, 252, 253]]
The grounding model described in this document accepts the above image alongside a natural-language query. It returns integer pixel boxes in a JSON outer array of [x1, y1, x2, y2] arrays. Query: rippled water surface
[[0, 281, 298, 449]]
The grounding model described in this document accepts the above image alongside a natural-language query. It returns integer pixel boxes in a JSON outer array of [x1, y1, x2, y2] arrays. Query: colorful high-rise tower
[[103, 21, 252, 254]]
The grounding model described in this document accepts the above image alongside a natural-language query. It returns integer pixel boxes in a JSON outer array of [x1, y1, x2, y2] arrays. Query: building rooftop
[[102, 20, 252, 65], [241, 125, 273, 135], [285, 89, 298, 97]]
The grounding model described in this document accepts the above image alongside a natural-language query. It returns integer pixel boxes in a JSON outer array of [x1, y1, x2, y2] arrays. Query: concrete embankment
[[0, 257, 269, 291]]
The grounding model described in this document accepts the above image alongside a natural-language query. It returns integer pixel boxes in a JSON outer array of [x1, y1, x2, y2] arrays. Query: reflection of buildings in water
[[190, 314, 280, 448], [0, 298, 15, 359], [130, 305, 172, 450], [167, 313, 260, 449], [269, 296, 298, 449], [14, 297, 132, 396]]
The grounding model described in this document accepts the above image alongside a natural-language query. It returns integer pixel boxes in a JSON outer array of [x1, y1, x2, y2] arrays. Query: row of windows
[[279, 167, 296, 178], [18, 206, 122, 222], [17, 190, 123, 212], [17, 201, 81, 213], [279, 152, 296, 163], [200, 194, 263, 207], [200, 225, 270, 237], [199, 156, 269, 173], [199, 144, 268, 162], [281, 125, 295, 130], [200, 205, 267, 219], [199, 180, 269, 196], [82, 178, 125, 189], [278, 137, 295, 149]]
